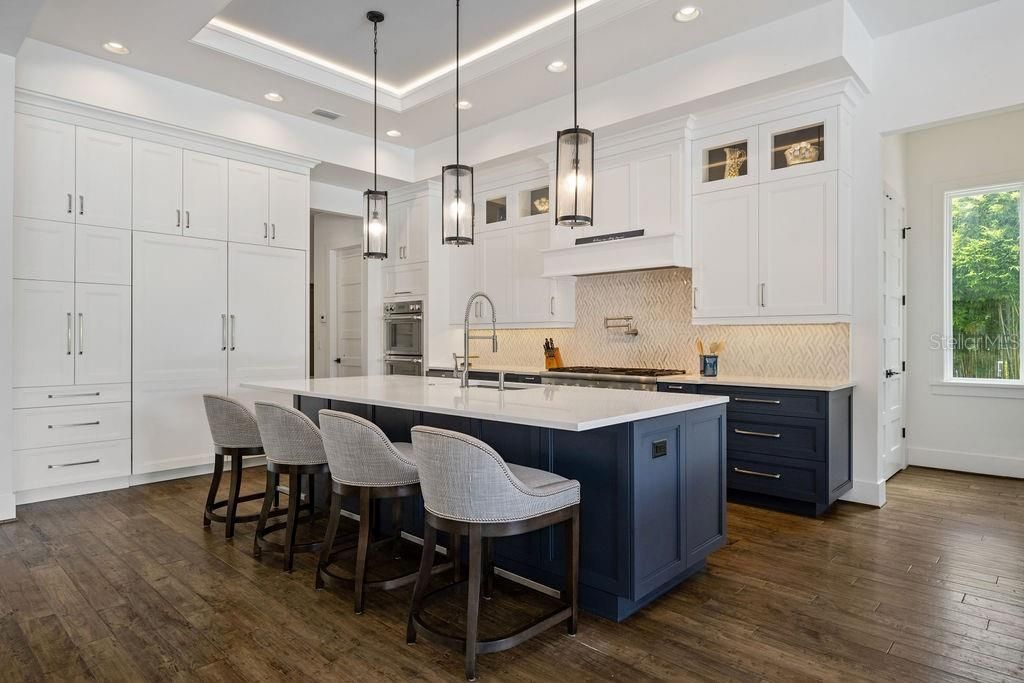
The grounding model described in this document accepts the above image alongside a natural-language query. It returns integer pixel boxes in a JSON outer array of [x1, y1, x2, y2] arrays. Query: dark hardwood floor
[[2, 466, 1023, 682]]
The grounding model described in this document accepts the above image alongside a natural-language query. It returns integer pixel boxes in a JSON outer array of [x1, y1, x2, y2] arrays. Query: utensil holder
[[700, 355, 718, 377]]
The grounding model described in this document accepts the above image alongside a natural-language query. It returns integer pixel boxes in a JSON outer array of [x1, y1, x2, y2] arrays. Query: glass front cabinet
[[758, 108, 842, 181], [692, 127, 758, 195]]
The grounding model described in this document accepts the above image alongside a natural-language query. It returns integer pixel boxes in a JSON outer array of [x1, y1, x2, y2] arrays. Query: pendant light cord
[[456, 0, 460, 166], [373, 20, 378, 191], [573, 0, 578, 129]]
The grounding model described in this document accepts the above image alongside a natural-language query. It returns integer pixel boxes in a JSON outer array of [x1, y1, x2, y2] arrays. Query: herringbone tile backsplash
[[472, 269, 850, 379]]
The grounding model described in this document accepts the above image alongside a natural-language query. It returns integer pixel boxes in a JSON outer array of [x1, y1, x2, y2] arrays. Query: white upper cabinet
[[448, 243, 477, 324], [76, 225, 132, 286], [758, 108, 839, 182], [132, 140, 182, 234], [692, 127, 758, 195], [13, 218, 75, 281], [476, 230, 513, 323], [758, 173, 838, 316], [14, 115, 76, 223], [74, 283, 132, 385], [384, 195, 429, 265], [13, 280, 76, 388], [228, 160, 270, 245], [268, 169, 308, 250], [477, 187, 511, 232], [512, 224, 575, 325], [75, 127, 132, 229], [183, 151, 229, 240], [692, 186, 760, 319], [590, 160, 631, 237]]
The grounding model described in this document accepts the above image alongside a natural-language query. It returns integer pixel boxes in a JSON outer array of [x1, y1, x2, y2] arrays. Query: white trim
[[15, 476, 131, 506], [840, 477, 886, 507], [930, 380, 1024, 399], [908, 447, 1024, 480], [130, 456, 266, 486], [691, 314, 852, 326], [0, 494, 16, 522]]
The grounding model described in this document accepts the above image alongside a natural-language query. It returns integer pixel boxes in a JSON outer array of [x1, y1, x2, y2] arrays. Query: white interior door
[[881, 188, 907, 480], [13, 280, 76, 387], [332, 246, 364, 377], [75, 283, 131, 385], [692, 186, 759, 319], [227, 243, 306, 409], [183, 150, 229, 240], [228, 160, 269, 245], [132, 233, 228, 473], [132, 139, 182, 234], [75, 127, 132, 229], [268, 169, 308, 250], [14, 114, 76, 223]]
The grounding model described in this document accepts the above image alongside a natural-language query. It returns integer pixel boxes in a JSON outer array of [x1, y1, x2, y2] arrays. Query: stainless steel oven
[[383, 300, 424, 373]]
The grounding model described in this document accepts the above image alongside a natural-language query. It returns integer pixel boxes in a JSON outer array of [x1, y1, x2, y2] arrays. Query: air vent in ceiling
[[312, 108, 342, 121]]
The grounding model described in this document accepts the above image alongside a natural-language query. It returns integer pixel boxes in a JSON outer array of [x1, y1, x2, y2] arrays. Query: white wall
[[882, 134, 908, 199], [904, 109, 1024, 478], [311, 212, 363, 378], [0, 54, 15, 520]]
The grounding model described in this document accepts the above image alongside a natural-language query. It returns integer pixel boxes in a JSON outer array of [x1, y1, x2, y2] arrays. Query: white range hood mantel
[[541, 232, 690, 278]]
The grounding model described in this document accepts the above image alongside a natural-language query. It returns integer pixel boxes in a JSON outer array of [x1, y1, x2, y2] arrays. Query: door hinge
[[901, 427, 906, 439], [902, 226, 911, 239]]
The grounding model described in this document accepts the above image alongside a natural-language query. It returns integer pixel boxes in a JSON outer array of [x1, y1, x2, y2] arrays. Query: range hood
[[541, 231, 690, 278]]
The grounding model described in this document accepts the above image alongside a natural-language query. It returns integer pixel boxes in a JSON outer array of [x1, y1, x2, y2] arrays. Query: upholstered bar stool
[[253, 401, 330, 572], [201, 394, 269, 538], [407, 426, 580, 682], [316, 410, 454, 613]]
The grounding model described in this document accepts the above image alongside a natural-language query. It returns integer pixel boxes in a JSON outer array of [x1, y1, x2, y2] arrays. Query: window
[[945, 185, 1022, 382]]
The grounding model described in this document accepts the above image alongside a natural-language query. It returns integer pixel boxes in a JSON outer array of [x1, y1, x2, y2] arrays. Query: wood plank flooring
[[2, 466, 1023, 681]]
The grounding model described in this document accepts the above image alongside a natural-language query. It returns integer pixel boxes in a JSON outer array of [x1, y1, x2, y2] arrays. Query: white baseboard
[[908, 447, 1024, 479], [840, 478, 886, 507], [15, 476, 132, 506], [0, 493, 16, 523], [130, 456, 266, 486]]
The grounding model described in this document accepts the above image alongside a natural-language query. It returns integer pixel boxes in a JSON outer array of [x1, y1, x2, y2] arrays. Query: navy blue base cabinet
[[658, 382, 852, 516], [294, 395, 727, 622]]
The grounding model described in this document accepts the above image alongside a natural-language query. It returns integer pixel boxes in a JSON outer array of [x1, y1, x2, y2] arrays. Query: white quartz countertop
[[242, 376, 728, 432]]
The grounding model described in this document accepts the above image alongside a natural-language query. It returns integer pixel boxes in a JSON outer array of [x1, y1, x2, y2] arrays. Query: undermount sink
[[469, 384, 531, 391]]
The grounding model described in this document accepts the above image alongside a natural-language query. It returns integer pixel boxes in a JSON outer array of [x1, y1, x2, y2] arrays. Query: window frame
[[942, 182, 1024, 386]]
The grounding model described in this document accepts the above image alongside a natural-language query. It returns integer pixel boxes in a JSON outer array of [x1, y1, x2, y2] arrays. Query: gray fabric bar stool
[[316, 410, 454, 613], [201, 394, 269, 538], [407, 426, 581, 682], [253, 401, 330, 572]]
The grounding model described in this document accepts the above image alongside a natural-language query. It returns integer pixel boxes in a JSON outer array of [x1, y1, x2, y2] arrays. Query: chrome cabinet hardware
[[78, 313, 85, 355], [229, 314, 236, 351], [177, 209, 181, 227], [67, 193, 73, 214], [734, 397, 781, 405], [693, 286, 698, 310], [79, 195, 84, 215], [47, 391, 100, 399], [733, 467, 781, 479], [263, 222, 268, 239], [384, 315, 422, 321], [271, 223, 276, 240], [186, 210, 191, 229], [665, 384, 687, 391], [385, 355, 422, 363], [550, 296, 555, 316], [760, 282, 766, 307], [734, 428, 781, 439], [66, 312, 73, 355], [47, 421, 101, 429], [393, 290, 413, 296], [221, 314, 228, 351], [48, 459, 100, 469]]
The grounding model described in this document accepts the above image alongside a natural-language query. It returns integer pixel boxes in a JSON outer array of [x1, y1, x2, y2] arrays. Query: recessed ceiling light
[[103, 42, 130, 55], [546, 60, 567, 73], [264, 92, 284, 102], [457, 100, 472, 110], [386, 129, 402, 138], [674, 6, 701, 22]]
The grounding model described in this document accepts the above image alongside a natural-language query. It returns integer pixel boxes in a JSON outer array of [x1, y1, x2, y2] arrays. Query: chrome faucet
[[461, 292, 498, 388]]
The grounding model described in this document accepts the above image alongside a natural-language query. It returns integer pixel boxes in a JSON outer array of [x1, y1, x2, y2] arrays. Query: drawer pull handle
[[734, 428, 781, 439], [733, 467, 781, 479], [48, 459, 100, 469], [734, 397, 781, 405], [47, 392, 101, 399], [47, 421, 101, 429], [665, 384, 687, 390]]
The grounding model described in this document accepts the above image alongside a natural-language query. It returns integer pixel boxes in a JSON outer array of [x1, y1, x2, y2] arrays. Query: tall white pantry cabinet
[[11, 111, 310, 504]]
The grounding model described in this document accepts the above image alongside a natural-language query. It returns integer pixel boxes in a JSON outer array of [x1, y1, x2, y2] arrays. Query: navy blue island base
[[293, 395, 727, 622]]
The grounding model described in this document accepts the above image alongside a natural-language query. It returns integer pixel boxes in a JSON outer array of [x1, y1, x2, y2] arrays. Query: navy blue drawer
[[506, 372, 543, 384], [727, 414, 826, 462], [727, 452, 821, 503], [657, 382, 698, 394], [700, 385, 827, 419]]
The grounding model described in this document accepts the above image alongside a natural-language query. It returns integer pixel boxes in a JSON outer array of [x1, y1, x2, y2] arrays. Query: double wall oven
[[383, 300, 424, 376]]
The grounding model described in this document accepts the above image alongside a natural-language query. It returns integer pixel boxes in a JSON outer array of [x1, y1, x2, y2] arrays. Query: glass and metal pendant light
[[441, 0, 474, 245], [555, 0, 594, 227], [363, 10, 388, 259]]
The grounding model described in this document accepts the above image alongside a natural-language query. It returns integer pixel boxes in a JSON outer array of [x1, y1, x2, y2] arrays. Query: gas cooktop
[[548, 366, 687, 377]]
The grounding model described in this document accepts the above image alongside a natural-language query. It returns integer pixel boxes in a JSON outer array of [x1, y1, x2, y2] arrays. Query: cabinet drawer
[[727, 452, 820, 502], [14, 383, 132, 409], [14, 402, 132, 450], [728, 414, 825, 462], [14, 439, 131, 492], [700, 385, 827, 419], [658, 382, 698, 394], [505, 373, 542, 384]]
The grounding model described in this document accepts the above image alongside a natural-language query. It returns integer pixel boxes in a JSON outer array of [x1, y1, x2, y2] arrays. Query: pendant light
[[555, 0, 594, 227], [363, 10, 388, 259], [441, 0, 474, 245]]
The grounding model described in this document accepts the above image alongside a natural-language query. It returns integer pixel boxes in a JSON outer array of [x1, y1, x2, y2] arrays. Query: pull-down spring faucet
[[461, 292, 498, 388]]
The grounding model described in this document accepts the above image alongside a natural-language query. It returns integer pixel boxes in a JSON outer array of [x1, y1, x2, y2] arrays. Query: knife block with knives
[[543, 338, 564, 370]]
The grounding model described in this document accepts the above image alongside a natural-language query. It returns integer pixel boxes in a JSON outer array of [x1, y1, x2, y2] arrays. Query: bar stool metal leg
[[465, 525, 483, 681]]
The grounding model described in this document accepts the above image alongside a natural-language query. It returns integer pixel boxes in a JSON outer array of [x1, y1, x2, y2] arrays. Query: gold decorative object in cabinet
[[772, 123, 825, 170], [703, 140, 749, 183]]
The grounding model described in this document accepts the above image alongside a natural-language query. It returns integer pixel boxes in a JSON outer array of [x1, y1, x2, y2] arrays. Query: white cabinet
[[77, 225, 132, 285], [13, 280, 76, 388], [228, 160, 270, 245], [132, 140, 182, 234], [591, 161, 631, 237], [448, 244, 477, 324], [758, 108, 841, 182], [692, 187, 759, 319], [477, 230, 513, 323], [385, 196, 429, 264], [384, 262, 427, 299], [74, 284, 132, 385], [75, 127, 132, 229], [14, 115, 76, 223], [269, 169, 308, 249], [183, 151, 229, 240], [13, 218, 75, 281], [512, 224, 576, 324], [758, 173, 838, 316]]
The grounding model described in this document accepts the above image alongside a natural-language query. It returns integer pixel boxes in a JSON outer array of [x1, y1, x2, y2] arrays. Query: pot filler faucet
[[460, 291, 498, 388]]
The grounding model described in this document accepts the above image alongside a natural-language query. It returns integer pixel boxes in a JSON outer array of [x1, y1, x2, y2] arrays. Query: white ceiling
[[22, 0, 1001, 151]]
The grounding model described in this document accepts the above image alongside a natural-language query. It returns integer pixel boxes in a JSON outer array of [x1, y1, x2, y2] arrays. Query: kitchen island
[[244, 375, 729, 621]]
